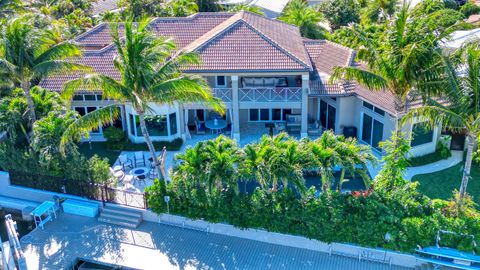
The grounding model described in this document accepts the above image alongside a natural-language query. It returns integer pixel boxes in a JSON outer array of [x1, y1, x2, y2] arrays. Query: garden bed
[[408, 149, 449, 167]]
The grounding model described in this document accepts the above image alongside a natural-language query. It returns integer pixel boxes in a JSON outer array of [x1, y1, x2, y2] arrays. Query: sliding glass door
[[361, 113, 384, 150], [319, 100, 336, 131]]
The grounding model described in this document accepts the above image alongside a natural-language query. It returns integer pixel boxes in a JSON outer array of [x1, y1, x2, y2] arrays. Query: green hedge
[[147, 179, 480, 253]]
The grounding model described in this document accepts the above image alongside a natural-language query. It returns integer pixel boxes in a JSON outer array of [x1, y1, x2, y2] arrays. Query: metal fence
[[8, 170, 148, 209]]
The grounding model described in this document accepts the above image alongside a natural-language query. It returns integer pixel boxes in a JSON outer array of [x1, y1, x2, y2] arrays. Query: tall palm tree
[[0, 15, 85, 128], [330, 2, 447, 136], [278, 0, 328, 39], [402, 43, 480, 199], [61, 18, 224, 178], [228, 3, 264, 16]]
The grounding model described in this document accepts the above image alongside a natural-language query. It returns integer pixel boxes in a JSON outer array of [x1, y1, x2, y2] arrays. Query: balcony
[[213, 87, 302, 103]]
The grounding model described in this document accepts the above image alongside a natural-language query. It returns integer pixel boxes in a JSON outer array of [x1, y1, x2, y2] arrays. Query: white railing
[[213, 88, 232, 102], [239, 87, 302, 102]]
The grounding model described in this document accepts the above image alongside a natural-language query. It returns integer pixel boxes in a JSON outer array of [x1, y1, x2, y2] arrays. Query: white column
[[232, 76, 241, 142], [301, 74, 309, 138]]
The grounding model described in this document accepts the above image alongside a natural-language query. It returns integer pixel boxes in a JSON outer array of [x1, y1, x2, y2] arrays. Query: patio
[[111, 122, 301, 193]]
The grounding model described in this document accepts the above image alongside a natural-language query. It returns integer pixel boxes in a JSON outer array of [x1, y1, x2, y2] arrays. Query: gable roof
[[183, 11, 311, 71]]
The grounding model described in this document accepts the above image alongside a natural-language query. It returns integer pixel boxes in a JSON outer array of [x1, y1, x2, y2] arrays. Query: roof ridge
[[74, 23, 109, 41]]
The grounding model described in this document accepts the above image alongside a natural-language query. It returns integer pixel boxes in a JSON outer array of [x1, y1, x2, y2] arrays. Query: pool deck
[[20, 213, 412, 270]]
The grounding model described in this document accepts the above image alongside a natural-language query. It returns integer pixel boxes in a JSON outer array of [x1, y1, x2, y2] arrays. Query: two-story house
[[40, 11, 441, 157]]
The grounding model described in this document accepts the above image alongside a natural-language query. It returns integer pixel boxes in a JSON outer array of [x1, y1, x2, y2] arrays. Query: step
[[101, 207, 142, 219], [98, 216, 139, 229], [99, 211, 141, 224], [103, 204, 144, 216]]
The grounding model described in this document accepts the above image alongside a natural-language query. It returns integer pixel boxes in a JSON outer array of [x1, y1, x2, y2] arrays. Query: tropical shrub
[[103, 126, 128, 150], [146, 133, 480, 253]]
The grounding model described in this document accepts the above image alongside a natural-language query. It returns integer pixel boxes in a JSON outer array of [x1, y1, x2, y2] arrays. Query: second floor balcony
[[213, 87, 302, 103]]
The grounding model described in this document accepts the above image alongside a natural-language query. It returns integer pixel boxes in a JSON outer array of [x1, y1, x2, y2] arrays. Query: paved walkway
[[404, 150, 463, 180], [20, 214, 410, 270]]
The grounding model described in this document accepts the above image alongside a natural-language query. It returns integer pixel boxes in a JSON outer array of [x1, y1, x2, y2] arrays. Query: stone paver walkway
[[21, 214, 410, 270], [404, 150, 463, 180]]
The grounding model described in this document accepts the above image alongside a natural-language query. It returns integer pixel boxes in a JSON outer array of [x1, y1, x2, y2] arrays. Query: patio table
[[205, 119, 227, 134], [130, 167, 148, 183]]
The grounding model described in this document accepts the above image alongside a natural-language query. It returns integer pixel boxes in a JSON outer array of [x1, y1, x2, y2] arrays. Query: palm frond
[[34, 41, 82, 64], [32, 60, 91, 79], [62, 74, 128, 102], [330, 66, 388, 90], [60, 104, 120, 153], [401, 105, 465, 133]]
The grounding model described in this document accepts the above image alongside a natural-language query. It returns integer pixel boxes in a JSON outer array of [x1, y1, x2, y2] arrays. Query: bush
[[103, 126, 128, 150], [460, 1, 480, 17]]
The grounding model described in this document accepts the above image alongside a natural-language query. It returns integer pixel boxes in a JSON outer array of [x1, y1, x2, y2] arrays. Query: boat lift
[[416, 230, 479, 269]]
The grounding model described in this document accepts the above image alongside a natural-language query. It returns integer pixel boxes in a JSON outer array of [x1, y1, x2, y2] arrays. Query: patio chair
[[148, 156, 161, 179], [118, 154, 133, 170], [134, 151, 145, 167], [308, 121, 323, 136], [110, 166, 125, 182], [274, 122, 286, 133], [195, 120, 206, 135]]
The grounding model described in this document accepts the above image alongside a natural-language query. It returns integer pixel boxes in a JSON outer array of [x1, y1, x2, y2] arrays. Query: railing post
[[144, 191, 149, 209]]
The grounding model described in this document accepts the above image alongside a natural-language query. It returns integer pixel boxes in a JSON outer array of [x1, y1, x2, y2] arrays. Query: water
[[0, 210, 34, 242]]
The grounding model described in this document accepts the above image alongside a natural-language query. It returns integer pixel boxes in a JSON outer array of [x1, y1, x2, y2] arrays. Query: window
[[319, 100, 336, 130], [260, 109, 269, 121], [249, 108, 293, 122], [216, 76, 226, 87], [361, 113, 384, 150], [144, 115, 168, 136], [169, 113, 177, 135], [96, 94, 103, 101], [363, 101, 374, 110], [73, 95, 84, 101], [249, 109, 259, 121], [363, 101, 386, 117], [129, 114, 135, 136], [84, 95, 96, 101], [374, 107, 385, 116], [74, 107, 86, 116], [411, 123, 434, 147]]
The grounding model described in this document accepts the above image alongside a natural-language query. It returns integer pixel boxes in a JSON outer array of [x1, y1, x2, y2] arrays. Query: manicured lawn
[[412, 162, 480, 205]]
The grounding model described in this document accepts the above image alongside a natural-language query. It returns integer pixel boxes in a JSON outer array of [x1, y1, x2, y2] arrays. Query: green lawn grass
[[412, 162, 480, 205]]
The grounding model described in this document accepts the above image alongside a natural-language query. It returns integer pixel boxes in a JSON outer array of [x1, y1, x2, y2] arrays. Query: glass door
[[319, 100, 336, 131], [361, 113, 384, 150]]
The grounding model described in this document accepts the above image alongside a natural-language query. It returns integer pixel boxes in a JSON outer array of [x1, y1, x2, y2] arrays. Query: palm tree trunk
[[137, 110, 163, 180], [459, 135, 476, 198], [22, 80, 36, 126], [338, 168, 346, 191]]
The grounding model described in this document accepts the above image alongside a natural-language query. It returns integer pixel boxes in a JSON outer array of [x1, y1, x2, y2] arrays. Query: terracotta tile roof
[[309, 80, 347, 95], [184, 11, 311, 71], [304, 39, 354, 77], [40, 46, 120, 92], [91, 0, 119, 15], [75, 23, 125, 49]]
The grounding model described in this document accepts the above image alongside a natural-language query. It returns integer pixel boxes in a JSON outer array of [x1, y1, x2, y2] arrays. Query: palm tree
[[228, 3, 264, 16], [0, 0, 23, 16], [61, 18, 224, 178], [278, 0, 329, 39], [359, 0, 396, 24], [0, 15, 85, 128], [309, 131, 340, 192], [330, 2, 446, 141], [166, 0, 198, 17], [203, 135, 240, 194], [334, 136, 376, 191], [175, 141, 208, 189], [196, 0, 220, 12], [402, 43, 480, 199]]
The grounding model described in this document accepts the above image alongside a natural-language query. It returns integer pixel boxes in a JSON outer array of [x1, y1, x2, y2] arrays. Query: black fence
[[8, 170, 148, 209]]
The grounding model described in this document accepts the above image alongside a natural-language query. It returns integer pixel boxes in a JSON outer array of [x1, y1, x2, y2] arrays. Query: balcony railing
[[213, 87, 303, 102], [239, 87, 302, 102], [213, 88, 232, 102]]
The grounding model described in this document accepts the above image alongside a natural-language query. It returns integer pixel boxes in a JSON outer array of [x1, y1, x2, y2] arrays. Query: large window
[[363, 101, 385, 117], [249, 108, 293, 122], [129, 112, 178, 137], [216, 76, 227, 87], [411, 123, 434, 147]]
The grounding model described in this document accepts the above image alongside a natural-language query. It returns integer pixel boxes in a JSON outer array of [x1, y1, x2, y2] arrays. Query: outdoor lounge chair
[[110, 166, 125, 182], [118, 154, 133, 170], [134, 151, 145, 167]]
